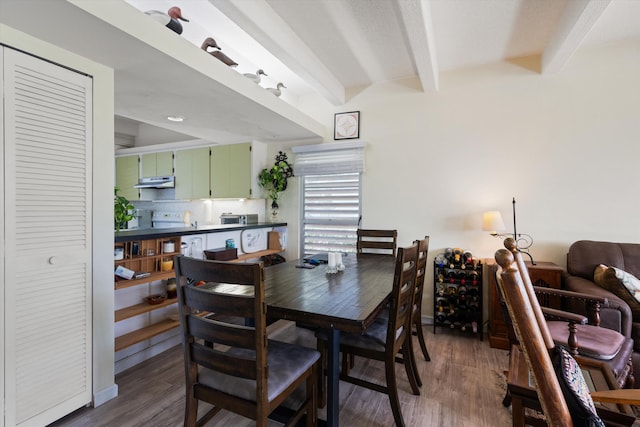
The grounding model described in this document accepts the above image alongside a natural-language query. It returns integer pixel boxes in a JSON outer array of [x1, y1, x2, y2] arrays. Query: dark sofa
[[564, 240, 640, 384]]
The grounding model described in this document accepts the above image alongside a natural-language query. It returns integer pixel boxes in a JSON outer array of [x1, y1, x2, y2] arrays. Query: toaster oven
[[220, 214, 258, 225]]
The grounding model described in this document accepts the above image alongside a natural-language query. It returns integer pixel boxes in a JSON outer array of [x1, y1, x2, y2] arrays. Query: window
[[293, 140, 365, 256], [301, 173, 361, 255]]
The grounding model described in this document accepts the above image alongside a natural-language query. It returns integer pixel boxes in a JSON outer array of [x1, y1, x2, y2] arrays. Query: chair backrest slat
[[191, 342, 257, 379], [187, 315, 255, 348], [183, 285, 256, 318], [388, 244, 418, 353], [357, 229, 397, 256]]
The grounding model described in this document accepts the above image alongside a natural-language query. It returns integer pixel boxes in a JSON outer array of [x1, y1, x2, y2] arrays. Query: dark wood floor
[[49, 323, 512, 427]]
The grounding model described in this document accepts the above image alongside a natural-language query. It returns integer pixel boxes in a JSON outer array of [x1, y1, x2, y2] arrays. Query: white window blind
[[294, 141, 365, 255], [302, 173, 361, 254], [292, 140, 365, 176]]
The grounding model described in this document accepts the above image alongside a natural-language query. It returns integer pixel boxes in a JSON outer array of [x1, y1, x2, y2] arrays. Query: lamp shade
[[482, 211, 506, 235]]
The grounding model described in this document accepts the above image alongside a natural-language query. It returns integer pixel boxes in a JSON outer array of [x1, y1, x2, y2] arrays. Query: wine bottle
[[452, 248, 463, 267], [467, 270, 479, 286]]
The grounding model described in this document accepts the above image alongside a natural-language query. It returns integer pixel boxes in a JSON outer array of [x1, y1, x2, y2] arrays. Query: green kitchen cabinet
[[141, 151, 173, 177], [210, 143, 251, 198], [115, 155, 140, 201], [175, 147, 210, 199]]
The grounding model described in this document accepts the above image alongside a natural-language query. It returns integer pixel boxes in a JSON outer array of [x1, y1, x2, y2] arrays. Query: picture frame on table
[[334, 111, 360, 140]]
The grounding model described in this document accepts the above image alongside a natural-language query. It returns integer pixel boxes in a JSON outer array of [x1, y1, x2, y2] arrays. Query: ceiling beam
[[542, 0, 613, 74], [211, 0, 345, 105], [395, 0, 439, 92]]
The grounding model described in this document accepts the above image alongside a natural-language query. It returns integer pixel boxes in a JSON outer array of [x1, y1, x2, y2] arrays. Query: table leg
[[327, 327, 340, 427]]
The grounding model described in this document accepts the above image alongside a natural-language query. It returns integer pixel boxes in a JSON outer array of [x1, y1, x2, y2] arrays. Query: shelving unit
[[433, 248, 483, 340], [115, 319, 179, 352], [114, 236, 181, 352]]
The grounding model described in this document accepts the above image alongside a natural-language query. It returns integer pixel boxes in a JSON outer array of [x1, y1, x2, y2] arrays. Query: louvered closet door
[[3, 47, 92, 427]]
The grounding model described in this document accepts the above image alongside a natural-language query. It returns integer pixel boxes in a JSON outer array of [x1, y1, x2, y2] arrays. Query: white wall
[[0, 25, 117, 405], [288, 38, 640, 320]]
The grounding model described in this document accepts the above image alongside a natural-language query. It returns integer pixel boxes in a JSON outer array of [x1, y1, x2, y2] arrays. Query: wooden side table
[[488, 260, 564, 350]]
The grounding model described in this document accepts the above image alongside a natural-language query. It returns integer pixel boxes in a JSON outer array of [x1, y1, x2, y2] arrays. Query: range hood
[[134, 176, 175, 189]]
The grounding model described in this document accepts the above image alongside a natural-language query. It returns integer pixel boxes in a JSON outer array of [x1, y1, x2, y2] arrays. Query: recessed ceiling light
[[167, 115, 184, 122]]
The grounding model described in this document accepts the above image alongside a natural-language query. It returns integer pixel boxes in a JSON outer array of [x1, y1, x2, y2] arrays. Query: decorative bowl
[[145, 294, 167, 305]]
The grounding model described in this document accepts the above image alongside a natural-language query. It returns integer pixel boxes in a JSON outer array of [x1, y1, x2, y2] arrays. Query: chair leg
[[401, 343, 421, 395], [316, 339, 327, 409], [414, 319, 431, 362], [385, 358, 406, 427], [341, 350, 356, 374], [306, 365, 318, 427], [185, 390, 198, 427], [403, 330, 422, 388]]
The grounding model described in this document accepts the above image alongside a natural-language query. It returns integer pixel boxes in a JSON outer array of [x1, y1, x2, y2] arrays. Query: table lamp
[[483, 198, 535, 264], [482, 211, 506, 235]]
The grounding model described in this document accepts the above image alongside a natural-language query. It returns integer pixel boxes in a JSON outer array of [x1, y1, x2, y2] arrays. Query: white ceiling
[[3, 0, 640, 146], [129, 0, 640, 100]]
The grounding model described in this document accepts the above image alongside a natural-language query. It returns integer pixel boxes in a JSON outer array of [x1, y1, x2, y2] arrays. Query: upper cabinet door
[[140, 153, 156, 178], [115, 155, 140, 201], [210, 143, 251, 198], [141, 151, 173, 177], [3, 46, 93, 427], [155, 151, 174, 176], [175, 147, 210, 199]]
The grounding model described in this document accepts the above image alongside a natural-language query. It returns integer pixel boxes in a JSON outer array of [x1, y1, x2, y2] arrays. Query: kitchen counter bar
[[115, 222, 287, 243]]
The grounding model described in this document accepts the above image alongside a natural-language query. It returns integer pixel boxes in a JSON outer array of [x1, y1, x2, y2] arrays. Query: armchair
[[494, 249, 635, 390], [495, 241, 640, 427]]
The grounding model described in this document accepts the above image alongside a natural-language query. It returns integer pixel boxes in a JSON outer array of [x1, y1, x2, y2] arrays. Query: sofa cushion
[[594, 264, 640, 323]]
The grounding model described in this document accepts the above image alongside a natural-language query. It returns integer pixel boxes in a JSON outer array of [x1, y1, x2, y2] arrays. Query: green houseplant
[[114, 186, 134, 232], [258, 151, 293, 218]]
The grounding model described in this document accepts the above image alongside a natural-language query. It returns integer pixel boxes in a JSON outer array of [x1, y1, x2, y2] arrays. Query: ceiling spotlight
[[167, 115, 184, 122]]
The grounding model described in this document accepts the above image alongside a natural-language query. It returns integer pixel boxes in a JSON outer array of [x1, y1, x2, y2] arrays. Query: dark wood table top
[[263, 254, 396, 333]]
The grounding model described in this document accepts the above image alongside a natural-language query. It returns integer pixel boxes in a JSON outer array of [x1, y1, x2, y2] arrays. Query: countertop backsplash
[[131, 198, 267, 227]]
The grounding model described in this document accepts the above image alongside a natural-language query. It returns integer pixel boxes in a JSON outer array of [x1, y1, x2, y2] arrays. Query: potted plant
[[114, 186, 134, 232], [258, 151, 294, 220]]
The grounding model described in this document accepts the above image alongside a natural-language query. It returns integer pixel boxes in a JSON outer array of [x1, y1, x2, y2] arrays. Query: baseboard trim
[[93, 383, 118, 407]]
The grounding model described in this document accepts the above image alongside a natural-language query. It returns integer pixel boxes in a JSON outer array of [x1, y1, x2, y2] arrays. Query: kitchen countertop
[[115, 222, 287, 242]]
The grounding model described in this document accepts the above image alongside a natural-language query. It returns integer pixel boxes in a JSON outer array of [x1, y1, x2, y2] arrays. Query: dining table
[[262, 253, 397, 427]]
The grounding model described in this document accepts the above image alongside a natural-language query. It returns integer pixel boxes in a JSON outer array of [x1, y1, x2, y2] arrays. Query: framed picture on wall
[[334, 111, 360, 140]]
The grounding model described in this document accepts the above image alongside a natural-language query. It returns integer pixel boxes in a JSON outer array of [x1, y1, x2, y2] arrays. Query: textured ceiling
[[6, 0, 639, 145], [127, 0, 640, 104]]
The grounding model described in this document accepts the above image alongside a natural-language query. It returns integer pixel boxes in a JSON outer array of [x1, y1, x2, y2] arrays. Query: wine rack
[[433, 248, 483, 340]]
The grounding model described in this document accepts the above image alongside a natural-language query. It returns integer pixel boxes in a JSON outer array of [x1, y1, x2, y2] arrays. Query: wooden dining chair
[[174, 255, 320, 427], [388, 237, 431, 389], [317, 244, 420, 427], [356, 229, 397, 256], [411, 237, 431, 364], [495, 239, 640, 427], [344, 229, 398, 370]]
